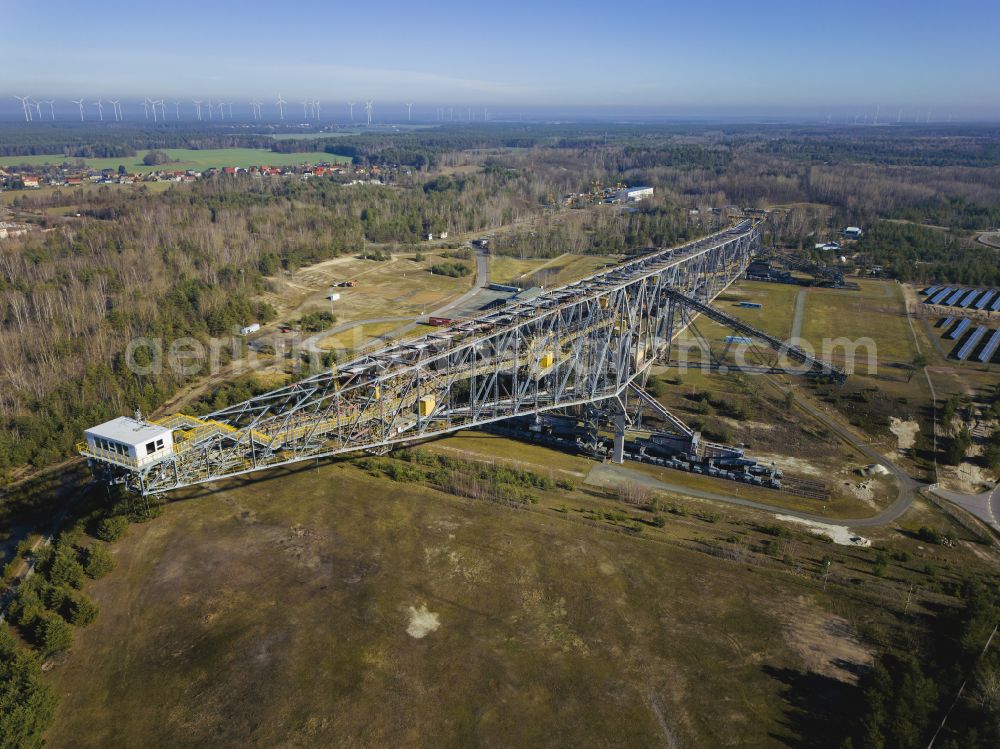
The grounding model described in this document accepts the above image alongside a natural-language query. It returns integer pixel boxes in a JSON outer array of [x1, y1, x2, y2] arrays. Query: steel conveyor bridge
[[80, 220, 844, 495]]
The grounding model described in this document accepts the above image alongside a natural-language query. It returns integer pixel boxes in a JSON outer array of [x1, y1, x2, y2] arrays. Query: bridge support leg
[[613, 408, 626, 464]]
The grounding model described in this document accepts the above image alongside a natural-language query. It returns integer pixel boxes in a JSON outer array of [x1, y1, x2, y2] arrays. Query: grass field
[[489, 253, 618, 289], [42, 443, 998, 748], [261, 252, 474, 327], [0, 148, 350, 174], [43, 459, 878, 748], [318, 320, 404, 352]]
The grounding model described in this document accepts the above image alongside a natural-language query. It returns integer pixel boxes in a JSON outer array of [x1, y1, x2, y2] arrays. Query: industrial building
[[614, 186, 654, 202]]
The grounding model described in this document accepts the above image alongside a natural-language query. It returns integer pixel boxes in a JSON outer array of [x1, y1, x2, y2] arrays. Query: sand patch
[[844, 481, 876, 507], [406, 604, 440, 638], [889, 418, 919, 451], [775, 515, 871, 547], [779, 595, 872, 683], [751, 452, 824, 477]]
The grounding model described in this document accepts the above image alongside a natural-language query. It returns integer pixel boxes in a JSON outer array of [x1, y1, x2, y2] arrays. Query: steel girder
[[96, 222, 761, 495]]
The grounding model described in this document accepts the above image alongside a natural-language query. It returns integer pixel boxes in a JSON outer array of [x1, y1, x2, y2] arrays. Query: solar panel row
[[978, 330, 1000, 363], [958, 289, 981, 307], [975, 290, 996, 310], [956, 326, 988, 360], [945, 289, 965, 306], [947, 318, 972, 340], [923, 285, 940, 296], [929, 287, 953, 305]]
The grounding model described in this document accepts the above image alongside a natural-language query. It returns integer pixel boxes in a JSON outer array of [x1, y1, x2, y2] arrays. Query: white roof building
[[84, 416, 173, 468]]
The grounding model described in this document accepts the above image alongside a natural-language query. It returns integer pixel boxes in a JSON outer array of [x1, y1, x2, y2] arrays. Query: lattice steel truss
[[81, 220, 843, 496]]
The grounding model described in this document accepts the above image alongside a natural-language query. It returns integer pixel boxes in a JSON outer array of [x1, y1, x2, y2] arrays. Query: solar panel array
[[924, 285, 1000, 311]]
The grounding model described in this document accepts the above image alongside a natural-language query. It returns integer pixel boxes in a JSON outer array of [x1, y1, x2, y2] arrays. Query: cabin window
[[155, 439, 164, 450], [146, 441, 157, 455]]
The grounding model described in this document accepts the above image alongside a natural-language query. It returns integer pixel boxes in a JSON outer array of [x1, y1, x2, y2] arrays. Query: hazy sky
[[3, 0, 999, 118]]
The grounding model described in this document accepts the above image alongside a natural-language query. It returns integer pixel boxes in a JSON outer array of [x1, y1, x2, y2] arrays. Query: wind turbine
[[314, 99, 321, 120], [348, 101, 355, 121], [249, 99, 260, 120], [157, 100, 166, 120], [226, 102, 233, 120], [110, 99, 121, 121], [276, 93, 286, 120], [406, 102, 413, 121], [365, 100, 373, 126], [30, 98, 42, 120], [217, 101, 225, 120], [14, 96, 32, 121], [150, 98, 158, 122], [173, 101, 181, 120], [94, 97, 105, 121], [44, 100, 56, 120], [193, 100, 203, 120], [72, 97, 85, 121], [301, 99, 309, 119], [206, 99, 213, 121], [142, 98, 151, 120]]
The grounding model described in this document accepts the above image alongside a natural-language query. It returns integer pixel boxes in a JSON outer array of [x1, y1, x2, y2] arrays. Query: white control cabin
[[84, 417, 173, 468]]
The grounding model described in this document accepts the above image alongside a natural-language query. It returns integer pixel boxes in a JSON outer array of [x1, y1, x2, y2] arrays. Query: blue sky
[[2, 0, 999, 119]]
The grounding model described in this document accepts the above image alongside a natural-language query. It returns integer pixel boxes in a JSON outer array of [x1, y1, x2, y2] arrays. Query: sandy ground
[[938, 462, 995, 494], [889, 418, 919, 451], [775, 515, 871, 547], [749, 452, 828, 478], [778, 596, 872, 684], [406, 604, 441, 638]]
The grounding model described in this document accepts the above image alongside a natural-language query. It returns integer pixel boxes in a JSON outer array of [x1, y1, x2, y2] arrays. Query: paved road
[[931, 484, 1000, 532], [783, 381, 924, 526], [585, 463, 906, 528], [790, 288, 807, 340]]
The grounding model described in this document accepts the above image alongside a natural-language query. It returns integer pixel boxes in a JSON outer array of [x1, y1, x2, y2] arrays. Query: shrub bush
[[33, 613, 72, 656], [94, 515, 128, 543], [64, 593, 99, 627], [83, 544, 115, 579]]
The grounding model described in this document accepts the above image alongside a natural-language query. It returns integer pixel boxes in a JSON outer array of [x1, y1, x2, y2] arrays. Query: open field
[[41, 444, 1000, 748], [0, 147, 349, 174], [261, 252, 474, 326], [318, 320, 405, 352], [489, 253, 618, 289], [799, 280, 915, 366]]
